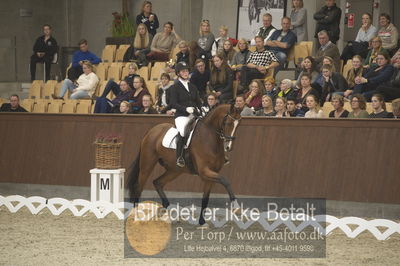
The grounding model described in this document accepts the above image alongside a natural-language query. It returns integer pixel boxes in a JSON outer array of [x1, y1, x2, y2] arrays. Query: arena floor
[[1, 207, 399, 266]]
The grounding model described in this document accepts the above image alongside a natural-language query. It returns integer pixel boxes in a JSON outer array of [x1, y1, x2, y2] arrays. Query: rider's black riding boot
[[176, 134, 185, 167]]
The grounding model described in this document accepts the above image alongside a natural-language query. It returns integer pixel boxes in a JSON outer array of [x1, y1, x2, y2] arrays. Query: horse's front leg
[[199, 181, 213, 225]]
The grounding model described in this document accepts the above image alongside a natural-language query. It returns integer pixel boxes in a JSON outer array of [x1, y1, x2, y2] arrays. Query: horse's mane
[[203, 104, 231, 124]]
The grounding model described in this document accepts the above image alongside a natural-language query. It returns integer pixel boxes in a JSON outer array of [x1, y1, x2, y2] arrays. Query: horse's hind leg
[[153, 170, 181, 208], [135, 148, 159, 202]]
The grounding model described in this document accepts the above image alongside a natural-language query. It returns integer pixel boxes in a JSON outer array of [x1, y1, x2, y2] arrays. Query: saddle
[[162, 118, 199, 150]]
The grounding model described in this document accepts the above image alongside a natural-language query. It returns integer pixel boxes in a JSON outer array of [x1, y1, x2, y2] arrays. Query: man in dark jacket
[[169, 62, 202, 167], [0, 95, 27, 112], [376, 61, 400, 101], [313, 0, 342, 44], [30, 24, 58, 81], [190, 59, 210, 101]]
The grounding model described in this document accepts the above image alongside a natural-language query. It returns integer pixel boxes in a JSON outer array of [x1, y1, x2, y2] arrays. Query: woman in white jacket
[[53, 61, 99, 99]]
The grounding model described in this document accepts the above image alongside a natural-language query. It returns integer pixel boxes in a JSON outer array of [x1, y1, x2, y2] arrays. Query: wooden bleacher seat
[[0, 98, 7, 107], [150, 63, 165, 81], [42, 80, 58, 99], [115, 47, 129, 62], [146, 81, 158, 99], [91, 101, 95, 113], [101, 46, 116, 63], [107, 65, 122, 80], [29, 80, 44, 99], [32, 100, 49, 113], [61, 100, 78, 113], [121, 65, 130, 79], [138, 66, 150, 81], [47, 100, 63, 113], [21, 99, 34, 112], [95, 63, 108, 81], [76, 100, 93, 114], [299, 41, 313, 56], [294, 44, 309, 65], [170, 45, 180, 60]]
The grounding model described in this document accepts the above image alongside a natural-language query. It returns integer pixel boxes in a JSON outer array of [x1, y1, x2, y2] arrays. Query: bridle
[[217, 113, 241, 142]]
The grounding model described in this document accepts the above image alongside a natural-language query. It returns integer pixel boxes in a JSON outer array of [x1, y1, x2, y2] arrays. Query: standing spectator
[[240, 36, 279, 88], [136, 1, 159, 37], [347, 94, 369, 118], [0, 95, 27, 112], [314, 30, 340, 72], [209, 54, 233, 103], [290, 0, 308, 42], [274, 97, 288, 117], [256, 95, 275, 116], [369, 94, 392, 118], [30, 24, 58, 82], [343, 55, 366, 97], [377, 13, 399, 53], [198, 20, 215, 60], [130, 76, 150, 113], [94, 80, 132, 113], [190, 59, 210, 100], [146, 22, 181, 63], [313, 0, 342, 44], [231, 38, 251, 74], [341, 13, 377, 62], [295, 56, 319, 87], [376, 57, 400, 101], [391, 98, 400, 118], [155, 73, 172, 113], [286, 98, 305, 117], [235, 95, 254, 116], [123, 23, 153, 66], [329, 94, 349, 118], [250, 13, 276, 46], [265, 17, 297, 74], [211, 25, 238, 56], [364, 37, 387, 68], [221, 40, 236, 66], [304, 95, 324, 118], [245, 79, 265, 110], [138, 94, 158, 114], [69, 39, 101, 81]]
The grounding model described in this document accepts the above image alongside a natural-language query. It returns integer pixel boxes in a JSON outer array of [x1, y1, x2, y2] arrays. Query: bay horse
[[127, 104, 242, 225]]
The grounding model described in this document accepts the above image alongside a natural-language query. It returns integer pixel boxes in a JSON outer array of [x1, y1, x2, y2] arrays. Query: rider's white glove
[[186, 107, 194, 114]]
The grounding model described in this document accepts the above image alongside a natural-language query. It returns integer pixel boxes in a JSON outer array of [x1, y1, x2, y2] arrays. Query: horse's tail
[[127, 148, 141, 204]]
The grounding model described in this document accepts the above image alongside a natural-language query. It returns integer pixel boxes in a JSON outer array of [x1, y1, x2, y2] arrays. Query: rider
[[169, 61, 202, 167]]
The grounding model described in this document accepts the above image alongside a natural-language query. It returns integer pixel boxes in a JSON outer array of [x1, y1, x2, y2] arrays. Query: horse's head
[[218, 103, 242, 152]]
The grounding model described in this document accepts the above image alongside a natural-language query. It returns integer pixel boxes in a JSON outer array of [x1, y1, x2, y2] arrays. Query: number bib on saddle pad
[[162, 120, 199, 150]]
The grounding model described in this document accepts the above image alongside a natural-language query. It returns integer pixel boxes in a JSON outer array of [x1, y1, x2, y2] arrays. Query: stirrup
[[224, 155, 230, 165], [177, 157, 185, 167]]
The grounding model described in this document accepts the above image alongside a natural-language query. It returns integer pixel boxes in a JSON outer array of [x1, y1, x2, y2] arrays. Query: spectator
[[130, 76, 150, 113], [344, 55, 366, 97], [69, 39, 101, 81], [364, 37, 387, 68], [376, 55, 400, 101], [118, 101, 132, 114], [304, 94, 324, 118], [100, 63, 139, 100], [221, 40, 236, 66], [231, 38, 251, 74], [290, 0, 308, 42], [286, 98, 305, 117], [202, 93, 219, 114], [296, 73, 320, 112], [175, 41, 190, 65], [209, 54, 233, 103], [138, 94, 158, 114], [30, 24, 58, 82], [240, 36, 279, 88], [274, 97, 288, 117], [146, 22, 181, 63], [235, 95, 254, 116], [94, 80, 132, 113], [190, 59, 210, 100], [347, 94, 369, 118], [377, 13, 399, 53], [315, 30, 340, 72], [263, 77, 278, 99], [250, 13, 276, 46], [54, 61, 99, 100], [313, 0, 342, 44], [353, 52, 394, 101], [123, 23, 153, 66], [136, 1, 159, 37], [0, 95, 27, 112], [369, 94, 392, 118], [255, 95, 275, 116], [276, 79, 297, 99], [156, 73, 172, 113], [296, 56, 319, 87], [391, 98, 400, 118], [211, 25, 238, 56], [188, 41, 206, 70], [329, 94, 349, 118], [198, 20, 215, 60], [245, 79, 265, 110], [391, 49, 400, 65], [319, 64, 348, 103], [265, 17, 297, 74]]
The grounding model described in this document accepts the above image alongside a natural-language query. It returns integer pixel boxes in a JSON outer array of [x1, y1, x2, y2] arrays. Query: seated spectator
[[209, 54, 233, 103], [319, 64, 348, 103], [353, 52, 394, 101], [314, 30, 340, 72], [314, 57, 339, 88], [190, 59, 210, 100], [146, 22, 181, 63], [202, 93, 219, 114], [235, 95, 254, 116], [304, 95, 324, 118], [364, 37, 387, 68], [54, 61, 99, 99], [175, 41, 190, 65], [250, 13, 276, 46], [369, 94, 393, 118], [265, 17, 297, 73], [276, 79, 297, 99], [231, 38, 250, 74], [391, 49, 400, 65], [138, 94, 158, 114], [136, 1, 159, 37], [377, 13, 399, 54], [221, 40, 236, 66], [263, 77, 278, 99], [94, 80, 132, 113], [313, 0, 341, 44], [100, 63, 139, 100], [286, 97, 305, 117], [188, 41, 207, 69], [211, 25, 238, 56], [347, 94, 369, 118], [118, 101, 133, 114], [329, 94, 349, 118], [290, 0, 308, 42], [124, 23, 153, 66], [198, 20, 215, 60], [296, 73, 320, 112], [274, 97, 288, 117], [130, 76, 150, 113], [295, 56, 319, 87], [30, 24, 58, 81], [155, 73, 172, 113], [376, 53, 400, 101], [344, 55, 367, 97], [256, 95, 275, 116], [240, 36, 279, 88], [0, 94, 27, 112], [340, 13, 377, 62], [68, 39, 101, 81], [391, 98, 400, 118], [245, 79, 265, 110]]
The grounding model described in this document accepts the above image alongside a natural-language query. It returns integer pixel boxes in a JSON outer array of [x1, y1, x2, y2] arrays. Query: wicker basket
[[94, 142, 123, 169]]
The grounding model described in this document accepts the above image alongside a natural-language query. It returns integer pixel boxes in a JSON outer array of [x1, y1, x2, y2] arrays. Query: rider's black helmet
[[175, 61, 190, 75]]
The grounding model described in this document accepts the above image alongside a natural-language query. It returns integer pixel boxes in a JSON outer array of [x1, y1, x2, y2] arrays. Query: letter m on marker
[[100, 178, 110, 190]]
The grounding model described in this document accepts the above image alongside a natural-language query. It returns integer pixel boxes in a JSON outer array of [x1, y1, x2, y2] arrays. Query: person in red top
[[245, 79, 265, 111]]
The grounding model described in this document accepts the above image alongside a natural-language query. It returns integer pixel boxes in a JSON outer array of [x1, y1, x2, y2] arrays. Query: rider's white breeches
[[175, 116, 191, 137]]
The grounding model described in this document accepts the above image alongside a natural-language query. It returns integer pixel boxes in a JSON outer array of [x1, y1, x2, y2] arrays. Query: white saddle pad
[[162, 124, 197, 150]]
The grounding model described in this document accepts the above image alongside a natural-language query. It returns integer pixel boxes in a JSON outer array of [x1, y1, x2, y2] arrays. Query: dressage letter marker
[[90, 168, 125, 203]]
